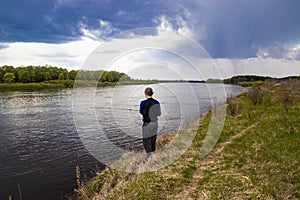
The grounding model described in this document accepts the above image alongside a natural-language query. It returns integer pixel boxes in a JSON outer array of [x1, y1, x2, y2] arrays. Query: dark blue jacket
[[140, 98, 161, 123]]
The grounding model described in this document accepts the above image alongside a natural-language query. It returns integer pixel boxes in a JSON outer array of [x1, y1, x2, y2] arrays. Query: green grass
[[238, 80, 265, 87], [77, 80, 300, 200], [195, 101, 300, 199], [0, 80, 74, 91], [0, 80, 159, 92]]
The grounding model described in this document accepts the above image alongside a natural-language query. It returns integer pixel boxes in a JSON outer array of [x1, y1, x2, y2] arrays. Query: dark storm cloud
[[191, 0, 300, 58], [0, 0, 170, 43]]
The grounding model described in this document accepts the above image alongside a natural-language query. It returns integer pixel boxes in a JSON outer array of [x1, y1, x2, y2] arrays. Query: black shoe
[[143, 152, 152, 164]]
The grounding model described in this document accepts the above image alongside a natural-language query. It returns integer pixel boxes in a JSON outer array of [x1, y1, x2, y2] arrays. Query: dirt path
[[173, 118, 263, 199]]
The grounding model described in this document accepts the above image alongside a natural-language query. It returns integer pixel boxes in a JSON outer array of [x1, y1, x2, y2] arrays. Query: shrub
[[226, 94, 239, 117], [247, 86, 263, 105]]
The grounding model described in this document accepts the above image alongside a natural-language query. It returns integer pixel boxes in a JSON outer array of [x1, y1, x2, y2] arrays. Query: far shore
[[0, 80, 161, 92], [0, 80, 226, 92]]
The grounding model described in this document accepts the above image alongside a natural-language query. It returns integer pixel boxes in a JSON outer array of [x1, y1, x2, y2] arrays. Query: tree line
[[0, 65, 131, 83], [223, 75, 272, 84], [223, 75, 300, 85]]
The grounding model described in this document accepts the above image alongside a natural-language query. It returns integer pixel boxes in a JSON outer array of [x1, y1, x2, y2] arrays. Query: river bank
[[76, 79, 300, 199], [0, 80, 160, 92]]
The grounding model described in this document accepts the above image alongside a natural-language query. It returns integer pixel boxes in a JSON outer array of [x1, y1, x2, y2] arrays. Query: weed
[[226, 93, 239, 117], [247, 86, 263, 105]]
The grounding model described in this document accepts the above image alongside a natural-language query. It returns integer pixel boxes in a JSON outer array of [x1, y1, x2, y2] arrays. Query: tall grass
[[0, 80, 74, 91]]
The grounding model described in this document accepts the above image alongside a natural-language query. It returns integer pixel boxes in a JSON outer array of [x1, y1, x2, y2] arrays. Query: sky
[[0, 0, 300, 79]]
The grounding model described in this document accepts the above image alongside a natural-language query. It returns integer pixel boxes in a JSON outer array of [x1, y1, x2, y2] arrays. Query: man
[[139, 87, 161, 159]]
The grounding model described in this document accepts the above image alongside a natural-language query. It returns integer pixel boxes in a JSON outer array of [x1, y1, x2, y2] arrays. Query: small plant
[[279, 111, 295, 134], [247, 86, 263, 105], [279, 92, 294, 112], [226, 94, 239, 117]]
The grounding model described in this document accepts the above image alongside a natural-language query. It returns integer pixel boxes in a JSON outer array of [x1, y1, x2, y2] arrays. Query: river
[[0, 83, 246, 200]]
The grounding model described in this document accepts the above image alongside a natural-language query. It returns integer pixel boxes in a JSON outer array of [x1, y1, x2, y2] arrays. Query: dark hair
[[144, 87, 154, 96]]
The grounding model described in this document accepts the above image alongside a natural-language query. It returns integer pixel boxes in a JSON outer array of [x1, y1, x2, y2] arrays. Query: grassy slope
[[77, 80, 300, 200]]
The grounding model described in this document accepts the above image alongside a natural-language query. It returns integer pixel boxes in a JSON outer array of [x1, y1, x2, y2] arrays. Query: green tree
[[0, 67, 5, 82], [44, 71, 52, 81], [100, 71, 108, 82], [106, 71, 114, 82], [0, 65, 132, 84], [26, 66, 36, 82], [118, 72, 131, 81], [18, 68, 30, 83], [110, 71, 119, 82], [69, 70, 78, 80], [3, 65, 15, 74], [58, 72, 65, 80], [57, 69, 68, 80], [49, 67, 60, 80], [17, 67, 36, 83], [34, 66, 44, 82], [3, 72, 16, 83]]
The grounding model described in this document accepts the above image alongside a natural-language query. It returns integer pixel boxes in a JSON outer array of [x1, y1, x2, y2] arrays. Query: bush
[[238, 81, 264, 87], [226, 94, 239, 117], [3, 72, 16, 83], [247, 86, 263, 105]]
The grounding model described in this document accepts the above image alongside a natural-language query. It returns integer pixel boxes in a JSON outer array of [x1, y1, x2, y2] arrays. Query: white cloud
[[102, 49, 300, 80], [154, 6, 205, 41], [0, 38, 101, 69], [78, 20, 120, 40], [82, 28, 300, 79], [256, 43, 300, 61], [176, 15, 194, 38], [155, 15, 173, 31], [0, 27, 299, 79], [0, 20, 125, 70], [213, 58, 300, 79], [287, 44, 300, 60]]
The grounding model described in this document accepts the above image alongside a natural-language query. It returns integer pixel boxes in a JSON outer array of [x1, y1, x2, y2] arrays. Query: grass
[[0, 80, 159, 92], [76, 79, 300, 200], [0, 80, 77, 92], [238, 81, 265, 87], [0, 81, 72, 92]]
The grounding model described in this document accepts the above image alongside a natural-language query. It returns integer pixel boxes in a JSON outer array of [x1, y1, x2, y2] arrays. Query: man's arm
[[156, 100, 161, 116], [140, 100, 145, 115], [158, 104, 161, 116]]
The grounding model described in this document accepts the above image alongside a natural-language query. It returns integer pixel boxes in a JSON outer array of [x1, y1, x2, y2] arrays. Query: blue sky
[[1, 0, 300, 78]]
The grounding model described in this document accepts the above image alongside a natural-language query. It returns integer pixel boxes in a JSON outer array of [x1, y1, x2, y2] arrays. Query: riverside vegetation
[[2, 65, 298, 92], [0, 65, 202, 92], [0, 65, 135, 91], [76, 79, 299, 200]]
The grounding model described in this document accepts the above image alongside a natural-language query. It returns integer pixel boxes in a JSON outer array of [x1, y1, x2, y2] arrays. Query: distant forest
[[223, 75, 300, 85], [1, 65, 299, 85], [0, 65, 131, 83]]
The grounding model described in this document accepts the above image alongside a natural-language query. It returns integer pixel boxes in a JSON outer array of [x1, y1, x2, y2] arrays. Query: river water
[[0, 83, 246, 200]]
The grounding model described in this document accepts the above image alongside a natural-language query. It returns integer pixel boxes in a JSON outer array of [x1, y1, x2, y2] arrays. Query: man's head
[[144, 87, 154, 98]]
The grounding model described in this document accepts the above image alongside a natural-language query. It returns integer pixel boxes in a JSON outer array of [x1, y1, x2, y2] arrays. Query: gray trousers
[[142, 122, 158, 153]]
